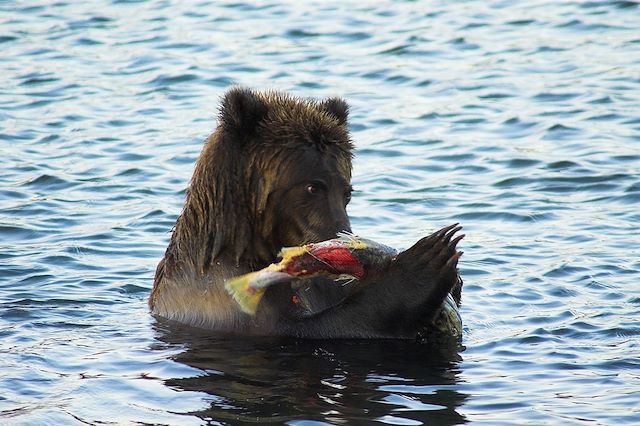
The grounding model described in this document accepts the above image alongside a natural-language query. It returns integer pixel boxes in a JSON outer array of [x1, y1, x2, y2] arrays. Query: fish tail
[[225, 269, 291, 315], [224, 272, 267, 315]]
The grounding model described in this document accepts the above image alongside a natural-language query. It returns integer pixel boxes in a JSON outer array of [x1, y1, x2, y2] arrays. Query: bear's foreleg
[[275, 224, 463, 339]]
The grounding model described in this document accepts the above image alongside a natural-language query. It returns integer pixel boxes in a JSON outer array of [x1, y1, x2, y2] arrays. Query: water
[[1, 0, 639, 424]]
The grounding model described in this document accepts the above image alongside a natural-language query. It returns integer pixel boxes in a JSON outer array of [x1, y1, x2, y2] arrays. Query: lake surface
[[1, 0, 639, 424]]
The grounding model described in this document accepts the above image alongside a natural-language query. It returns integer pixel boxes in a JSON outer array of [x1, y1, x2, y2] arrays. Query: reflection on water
[[154, 320, 467, 425]]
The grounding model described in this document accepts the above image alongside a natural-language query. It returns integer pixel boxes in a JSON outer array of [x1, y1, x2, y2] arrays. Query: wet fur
[[150, 88, 463, 338]]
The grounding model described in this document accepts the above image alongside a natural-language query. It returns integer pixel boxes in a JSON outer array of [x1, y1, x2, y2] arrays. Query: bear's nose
[[333, 211, 351, 235]]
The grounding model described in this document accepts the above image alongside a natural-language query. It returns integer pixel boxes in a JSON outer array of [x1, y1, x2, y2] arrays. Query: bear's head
[[175, 88, 354, 272]]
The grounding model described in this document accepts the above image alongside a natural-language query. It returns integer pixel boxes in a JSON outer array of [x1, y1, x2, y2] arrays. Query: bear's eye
[[345, 185, 353, 203], [306, 180, 326, 195]]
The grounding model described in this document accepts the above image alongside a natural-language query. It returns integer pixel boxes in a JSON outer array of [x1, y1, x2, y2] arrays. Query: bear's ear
[[220, 87, 268, 139], [320, 97, 349, 126]]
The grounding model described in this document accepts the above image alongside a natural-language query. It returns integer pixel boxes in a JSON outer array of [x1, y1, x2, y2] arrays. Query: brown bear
[[149, 87, 463, 339]]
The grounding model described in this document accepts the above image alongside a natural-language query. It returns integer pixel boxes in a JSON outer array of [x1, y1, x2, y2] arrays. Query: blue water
[[1, 0, 639, 424]]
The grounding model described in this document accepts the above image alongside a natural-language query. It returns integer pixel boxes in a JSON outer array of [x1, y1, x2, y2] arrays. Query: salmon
[[224, 232, 396, 315], [224, 232, 463, 337]]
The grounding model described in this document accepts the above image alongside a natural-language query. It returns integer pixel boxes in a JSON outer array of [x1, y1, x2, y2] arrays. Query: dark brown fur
[[150, 88, 462, 338]]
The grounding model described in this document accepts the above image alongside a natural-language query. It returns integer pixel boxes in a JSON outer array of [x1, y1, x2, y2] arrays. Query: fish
[[224, 232, 463, 336], [431, 293, 463, 338], [224, 232, 397, 315]]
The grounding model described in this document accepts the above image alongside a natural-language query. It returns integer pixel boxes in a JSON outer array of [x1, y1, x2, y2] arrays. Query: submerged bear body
[[150, 88, 463, 339]]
